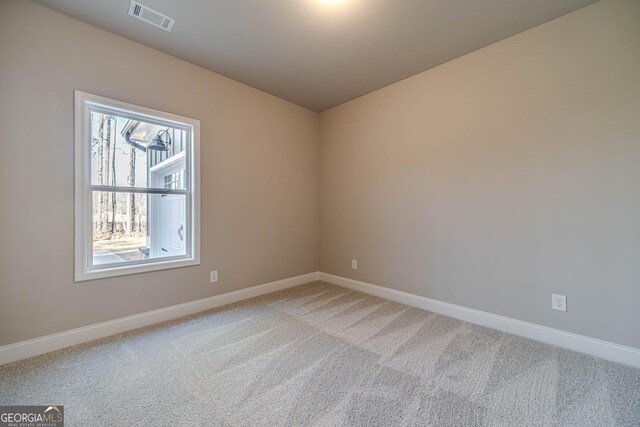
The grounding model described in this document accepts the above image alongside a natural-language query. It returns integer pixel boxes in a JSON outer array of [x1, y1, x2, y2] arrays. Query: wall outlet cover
[[552, 294, 567, 312], [351, 259, 358, 270], [210, 270, 218, 283]]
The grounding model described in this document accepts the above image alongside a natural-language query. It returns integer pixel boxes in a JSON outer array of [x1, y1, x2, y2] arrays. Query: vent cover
[[128, 1, 175, 32]]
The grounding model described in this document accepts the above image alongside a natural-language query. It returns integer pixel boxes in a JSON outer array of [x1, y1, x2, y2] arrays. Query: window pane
[[89, 110, 187, 190], [163, 169, 185, 189], [91, 191, 187, 267]]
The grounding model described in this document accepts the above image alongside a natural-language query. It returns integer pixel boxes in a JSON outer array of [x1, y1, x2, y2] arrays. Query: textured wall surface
[[2, 0, 639, 350], [0, 0, 319, 345], [320, 0, 640, 348]]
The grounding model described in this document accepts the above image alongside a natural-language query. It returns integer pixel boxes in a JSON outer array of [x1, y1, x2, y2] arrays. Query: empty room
[[1, 0, 639, 425]]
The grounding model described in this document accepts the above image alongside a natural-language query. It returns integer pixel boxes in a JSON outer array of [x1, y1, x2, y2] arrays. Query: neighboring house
[[122, 121, 187, 259]]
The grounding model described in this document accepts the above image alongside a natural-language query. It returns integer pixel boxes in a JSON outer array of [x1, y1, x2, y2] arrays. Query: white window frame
[[74, 91, 200, 281]]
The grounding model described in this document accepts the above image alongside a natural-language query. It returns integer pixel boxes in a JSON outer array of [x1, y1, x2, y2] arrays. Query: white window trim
[[74, 90, 200, 281]]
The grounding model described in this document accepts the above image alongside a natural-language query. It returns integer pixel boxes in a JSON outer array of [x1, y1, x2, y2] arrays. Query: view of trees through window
[[91, 113, 148, 264], [89, 111, 187, 266]]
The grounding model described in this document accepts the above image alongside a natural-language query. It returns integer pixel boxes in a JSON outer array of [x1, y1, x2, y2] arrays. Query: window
[[74, 91, 200, 281]]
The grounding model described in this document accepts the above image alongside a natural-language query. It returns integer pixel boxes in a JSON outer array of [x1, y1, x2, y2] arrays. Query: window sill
[[75, 257, 200, 282]]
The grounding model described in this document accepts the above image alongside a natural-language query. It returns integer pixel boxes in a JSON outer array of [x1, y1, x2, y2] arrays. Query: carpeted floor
[[1, 281, 639, 426]]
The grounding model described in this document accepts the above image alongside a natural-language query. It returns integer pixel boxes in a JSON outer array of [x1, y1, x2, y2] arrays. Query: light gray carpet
[[1, 281, 639, 426]]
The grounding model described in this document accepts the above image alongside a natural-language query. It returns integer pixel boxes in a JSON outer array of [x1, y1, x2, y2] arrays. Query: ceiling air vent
[[128, 1, 175, 32]]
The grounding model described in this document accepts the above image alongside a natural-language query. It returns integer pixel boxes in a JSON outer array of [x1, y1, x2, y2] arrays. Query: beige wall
[[320, 0, 640, 348], [2, 0, 639, 350], [0, 0, 319, 345]]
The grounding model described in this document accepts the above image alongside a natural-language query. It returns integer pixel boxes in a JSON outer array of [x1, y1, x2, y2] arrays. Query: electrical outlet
[[552, 294, 566, 312], [210, 270, 218, 283], [351, 259, 358, 270]]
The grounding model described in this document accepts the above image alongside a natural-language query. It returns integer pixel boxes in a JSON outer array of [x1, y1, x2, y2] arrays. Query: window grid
[[75, 91, 200, 281]]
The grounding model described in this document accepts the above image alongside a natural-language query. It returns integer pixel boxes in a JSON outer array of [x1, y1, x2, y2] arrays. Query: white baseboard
[[0, 271, 320, 366], [319, 272, 640, 369], [4, 270, 638, 369]]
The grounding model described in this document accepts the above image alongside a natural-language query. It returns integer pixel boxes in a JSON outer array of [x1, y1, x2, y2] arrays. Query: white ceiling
[[33, 0, 598, 112]]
